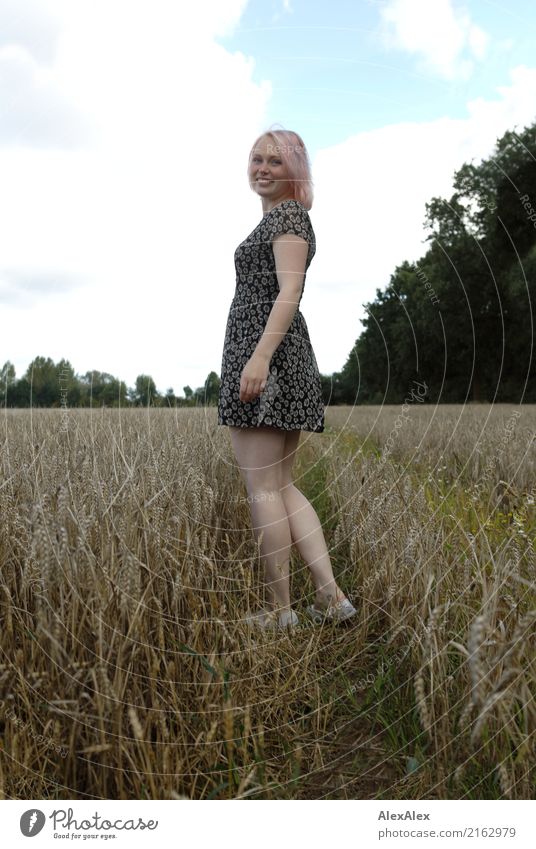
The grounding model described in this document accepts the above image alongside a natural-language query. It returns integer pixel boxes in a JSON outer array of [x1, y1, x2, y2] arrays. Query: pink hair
[[248, 125, 314, 210]]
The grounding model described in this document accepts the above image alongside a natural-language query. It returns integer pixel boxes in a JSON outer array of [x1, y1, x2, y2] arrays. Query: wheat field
[[0, 404, 534, 800]]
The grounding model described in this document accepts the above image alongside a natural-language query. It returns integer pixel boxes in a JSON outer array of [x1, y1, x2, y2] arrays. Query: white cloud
[[0, 0, 62, 65], [378, 0, 489, 80], [0, 44, 92, 148], [0, 267, 88, 306], [0, 0, 274, 395]]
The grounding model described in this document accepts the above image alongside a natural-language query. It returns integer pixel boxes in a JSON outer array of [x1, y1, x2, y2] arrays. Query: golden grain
[[496, 761, 512, 798], [414, 671, 432, 735], [468, 615, 487, 708], [128, 706, 144, 741], [471, 690, 507, 743], [1, 405, 534, 800]]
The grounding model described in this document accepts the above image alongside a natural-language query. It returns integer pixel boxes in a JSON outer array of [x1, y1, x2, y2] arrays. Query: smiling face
[[248, 135, 293, 210]]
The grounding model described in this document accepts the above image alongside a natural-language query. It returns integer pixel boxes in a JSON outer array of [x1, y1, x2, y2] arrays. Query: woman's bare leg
[[229, 425, 292, 612], [280, 430, 347, 607]]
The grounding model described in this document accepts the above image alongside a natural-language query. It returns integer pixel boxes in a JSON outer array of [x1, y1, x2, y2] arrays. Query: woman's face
[[248, 136, 290, 202]]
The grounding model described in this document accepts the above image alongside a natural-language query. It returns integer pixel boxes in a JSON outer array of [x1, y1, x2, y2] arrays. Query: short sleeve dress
[[217, 198, 325, 433]]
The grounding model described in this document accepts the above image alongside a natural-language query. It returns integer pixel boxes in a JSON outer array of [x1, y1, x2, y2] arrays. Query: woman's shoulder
[[256, 199, 315, 252], [270, 198, 311, 216], [262, 199, 314, 230]]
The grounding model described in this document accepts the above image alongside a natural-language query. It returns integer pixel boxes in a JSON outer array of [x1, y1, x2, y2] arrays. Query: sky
[[1, 0, 536, 398]]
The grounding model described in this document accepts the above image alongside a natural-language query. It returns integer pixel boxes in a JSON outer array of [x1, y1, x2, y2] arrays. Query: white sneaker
[[244, 607, 299, 630], [306, 597, 357, 624]]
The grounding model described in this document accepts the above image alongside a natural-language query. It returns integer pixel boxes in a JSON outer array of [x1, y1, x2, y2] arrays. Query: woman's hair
[[248, 125, 314, 210]]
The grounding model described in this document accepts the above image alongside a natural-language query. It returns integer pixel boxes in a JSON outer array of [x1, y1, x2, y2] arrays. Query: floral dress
[[217, 199, 325, 433]]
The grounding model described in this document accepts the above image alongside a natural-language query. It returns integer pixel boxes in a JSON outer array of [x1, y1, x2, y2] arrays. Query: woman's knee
[[244, 470, 282, 495], [280, 479, 295, 497], [243, 488, 279, 506]]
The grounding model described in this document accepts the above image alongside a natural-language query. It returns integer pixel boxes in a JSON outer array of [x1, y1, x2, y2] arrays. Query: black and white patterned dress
[[217, 198, 325, 433]]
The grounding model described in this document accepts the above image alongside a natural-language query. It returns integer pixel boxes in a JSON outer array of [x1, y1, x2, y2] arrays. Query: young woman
[[217, 127, 356, 630]]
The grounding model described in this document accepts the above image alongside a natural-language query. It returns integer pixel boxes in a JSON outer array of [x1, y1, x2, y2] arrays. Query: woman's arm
[[238, 233, 308, 403], [253, 233, 308, 361]]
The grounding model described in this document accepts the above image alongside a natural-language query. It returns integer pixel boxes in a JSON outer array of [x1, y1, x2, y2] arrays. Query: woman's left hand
[[240, 352, 270, 403]]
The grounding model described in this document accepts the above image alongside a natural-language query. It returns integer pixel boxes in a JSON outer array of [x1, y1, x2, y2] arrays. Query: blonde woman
[[217, 127, 356, 630]]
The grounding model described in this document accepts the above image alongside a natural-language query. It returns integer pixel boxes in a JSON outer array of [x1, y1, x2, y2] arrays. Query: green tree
[[133, 374, 159, 406], [347, 119, 536, 404], [164, 387, 176, 407], [0, 361, 16, 405], [203, 371, 220, 405], [24, 356, 57, 406]]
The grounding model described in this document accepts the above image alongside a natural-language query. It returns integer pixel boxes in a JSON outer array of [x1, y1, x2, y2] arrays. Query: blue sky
[[220, 0, 535, 147], [1, 0, 536, 398]]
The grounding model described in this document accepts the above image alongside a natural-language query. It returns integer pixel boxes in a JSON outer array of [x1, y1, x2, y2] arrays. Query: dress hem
[[217, 419, 324, 434]]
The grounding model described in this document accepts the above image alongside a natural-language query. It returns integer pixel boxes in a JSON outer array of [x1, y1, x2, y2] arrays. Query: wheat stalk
[[468, 615, 487, 707], [414, 671, 432, 736]]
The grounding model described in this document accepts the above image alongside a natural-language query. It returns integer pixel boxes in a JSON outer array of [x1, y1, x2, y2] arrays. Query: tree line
[[2, 120, 535, 408], [0, 359, 211, 408], [333, 121, 536, 404]]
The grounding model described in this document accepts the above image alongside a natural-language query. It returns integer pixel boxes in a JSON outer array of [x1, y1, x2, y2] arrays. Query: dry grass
[[0, 404, 534, 799]]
